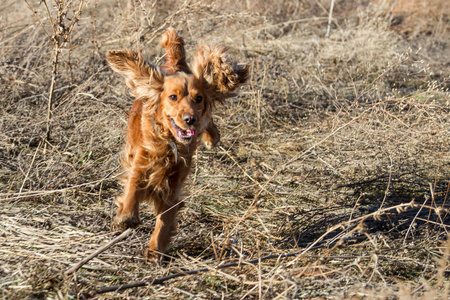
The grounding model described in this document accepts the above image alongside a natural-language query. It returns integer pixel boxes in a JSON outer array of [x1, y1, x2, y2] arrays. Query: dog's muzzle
[[170, 118, 196, 141]]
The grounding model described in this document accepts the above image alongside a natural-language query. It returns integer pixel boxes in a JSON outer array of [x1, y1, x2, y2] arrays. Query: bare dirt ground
[[0, 0, 449, 299]]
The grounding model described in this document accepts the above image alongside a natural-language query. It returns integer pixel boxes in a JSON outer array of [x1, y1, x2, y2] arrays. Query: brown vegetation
[[0, 0, 449, 299], [376, 0, 449, 37]]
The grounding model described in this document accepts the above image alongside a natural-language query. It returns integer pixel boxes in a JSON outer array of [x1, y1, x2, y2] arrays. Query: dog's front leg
[[111, 170, 143, 231], [202, 120, 220, 149], [144, 199, 183, 262]]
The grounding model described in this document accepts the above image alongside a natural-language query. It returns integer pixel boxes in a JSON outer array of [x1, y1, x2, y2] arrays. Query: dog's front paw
[[202, 137, 214, 150], [111, 213, 140, 231], [143, 248, 163, 264], [202, 131, 219, 150]]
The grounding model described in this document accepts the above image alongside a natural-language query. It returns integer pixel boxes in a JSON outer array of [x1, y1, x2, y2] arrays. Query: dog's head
[[106, 32, 248, 145], [158, 72, 208, 143]]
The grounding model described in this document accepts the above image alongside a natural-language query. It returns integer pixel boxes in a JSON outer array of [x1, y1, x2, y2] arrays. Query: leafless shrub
[[24, 0, 88, 144]]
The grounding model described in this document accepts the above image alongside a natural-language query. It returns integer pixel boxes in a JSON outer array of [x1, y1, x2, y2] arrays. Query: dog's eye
[[195, 95, 203, 103], [169, 95, 177, 101]]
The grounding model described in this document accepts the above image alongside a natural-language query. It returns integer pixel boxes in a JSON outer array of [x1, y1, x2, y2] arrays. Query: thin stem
[[24, 0, 52, 40], [45, 46, 60, 143], [326, 0, 335, 37]]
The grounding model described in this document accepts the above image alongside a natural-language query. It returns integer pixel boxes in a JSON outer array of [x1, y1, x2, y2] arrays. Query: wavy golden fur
[[107, 28, 248, 261]]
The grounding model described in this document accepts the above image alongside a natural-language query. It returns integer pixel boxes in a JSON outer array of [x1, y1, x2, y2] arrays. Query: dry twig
[[65, 228, 133, 276]]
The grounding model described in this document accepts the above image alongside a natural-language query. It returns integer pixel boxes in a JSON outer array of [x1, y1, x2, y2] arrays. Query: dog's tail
[[160, 28, 190, 74]]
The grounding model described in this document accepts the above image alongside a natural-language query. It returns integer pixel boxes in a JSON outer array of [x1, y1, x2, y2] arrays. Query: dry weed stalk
[[325, 0, 335, 37], [24, 0, 88, 146]]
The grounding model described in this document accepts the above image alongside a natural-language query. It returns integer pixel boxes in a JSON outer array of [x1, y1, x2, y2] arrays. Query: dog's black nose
[[183, 114, 197, 125]]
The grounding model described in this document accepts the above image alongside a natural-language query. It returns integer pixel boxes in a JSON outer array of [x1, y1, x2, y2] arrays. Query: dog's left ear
[[193, 44, 248, 103]]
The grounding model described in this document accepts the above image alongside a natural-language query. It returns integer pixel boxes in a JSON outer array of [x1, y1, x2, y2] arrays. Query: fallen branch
[[88, 251, 302, 296], [65, 228, 133, 276]]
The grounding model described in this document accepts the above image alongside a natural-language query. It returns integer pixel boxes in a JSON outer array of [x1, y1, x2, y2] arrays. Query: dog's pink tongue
[[185, 129, 196, 137]]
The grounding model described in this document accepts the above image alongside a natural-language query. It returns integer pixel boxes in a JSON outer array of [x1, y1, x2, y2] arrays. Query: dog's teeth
[[186, 129, 196, 136], [175, 127, 196, 139]]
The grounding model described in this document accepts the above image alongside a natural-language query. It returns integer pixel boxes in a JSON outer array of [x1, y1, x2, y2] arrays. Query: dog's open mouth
[[170, 118, 196, 141]]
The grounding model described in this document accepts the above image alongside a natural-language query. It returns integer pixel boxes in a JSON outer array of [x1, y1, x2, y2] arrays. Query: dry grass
[[1, 0, 449, 299]]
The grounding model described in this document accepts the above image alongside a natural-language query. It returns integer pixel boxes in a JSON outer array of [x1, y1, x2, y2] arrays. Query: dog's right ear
[[107, 49, 165, 97]]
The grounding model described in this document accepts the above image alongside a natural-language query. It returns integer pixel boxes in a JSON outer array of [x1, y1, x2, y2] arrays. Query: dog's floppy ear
[[193, 44, 248, 104], [107, 49, 165, 97], [160, 28, 191, 74]]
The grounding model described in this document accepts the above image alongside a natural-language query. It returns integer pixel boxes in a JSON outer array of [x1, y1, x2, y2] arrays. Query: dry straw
[[0, 0, 449, 299]]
